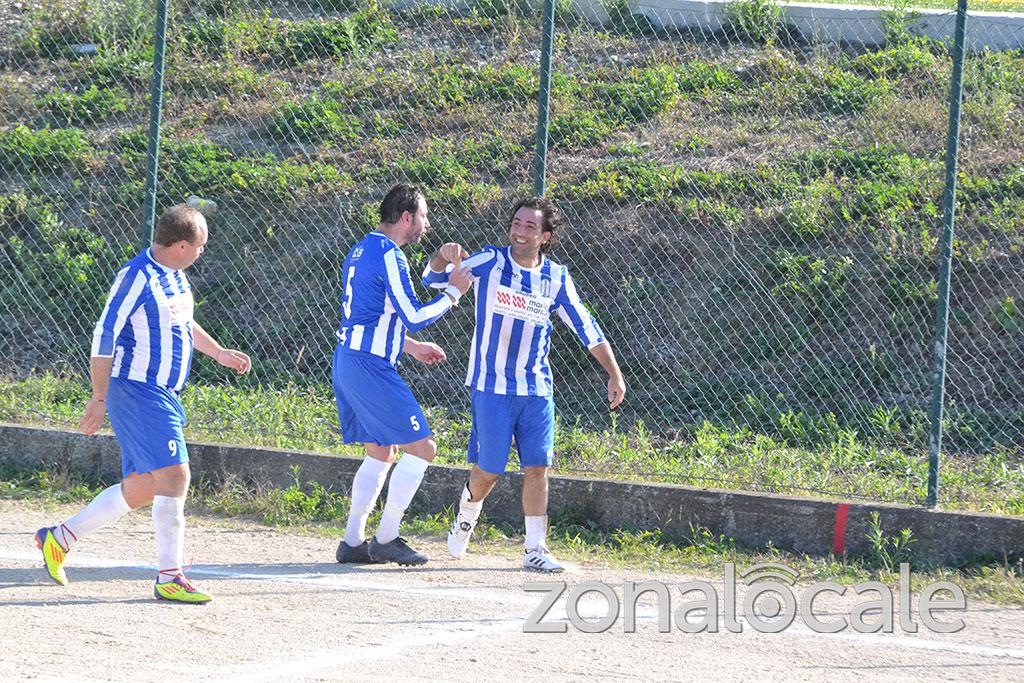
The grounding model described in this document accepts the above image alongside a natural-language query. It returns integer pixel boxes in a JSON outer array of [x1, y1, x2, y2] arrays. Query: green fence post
[[927, 0, 969, 508], [140, 0, 170, 248], [532, 0, 557, 196]]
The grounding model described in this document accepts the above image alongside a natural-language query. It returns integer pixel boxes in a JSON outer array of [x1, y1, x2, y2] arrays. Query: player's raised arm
[[383, 249, 471, 331], [422, 246, 494, 289]]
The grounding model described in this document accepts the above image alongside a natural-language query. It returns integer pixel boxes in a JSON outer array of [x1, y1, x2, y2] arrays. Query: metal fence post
[[140, 0, 170, 248], [927, 0, 970, 508], [532, 0, 556, 196]]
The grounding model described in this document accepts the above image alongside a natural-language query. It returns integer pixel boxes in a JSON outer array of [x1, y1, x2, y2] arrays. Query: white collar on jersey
[[145, 247, 178, 274]]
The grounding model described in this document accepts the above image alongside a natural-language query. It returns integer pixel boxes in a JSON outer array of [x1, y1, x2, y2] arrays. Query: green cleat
[[154, 575, 212, 604], [35, 527, 68, 586]]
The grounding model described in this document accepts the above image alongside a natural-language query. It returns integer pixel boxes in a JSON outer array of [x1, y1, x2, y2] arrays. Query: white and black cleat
[[523, 546, 564, 573]]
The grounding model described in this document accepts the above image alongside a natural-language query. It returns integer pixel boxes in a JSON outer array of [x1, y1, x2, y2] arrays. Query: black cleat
[[336, 540, 385, 564], [367, 537, 428, 566]]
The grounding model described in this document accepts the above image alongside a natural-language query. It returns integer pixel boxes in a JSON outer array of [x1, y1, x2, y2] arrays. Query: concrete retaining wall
[[2, 423, 1021, 566], [574, 0, 1024, 51]]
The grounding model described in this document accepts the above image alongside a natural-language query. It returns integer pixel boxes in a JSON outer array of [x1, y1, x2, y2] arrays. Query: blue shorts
[[333, 344, 432, 446], [468, 390, 554, 474], [106, 377, 189, 478]]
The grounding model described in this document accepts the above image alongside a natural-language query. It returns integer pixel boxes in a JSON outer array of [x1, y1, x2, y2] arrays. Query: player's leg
[[447, 465, 499, 559], [368, 434, 435, 566], [448, 391, 513, 559], [35, 378, 148, 586], [35, 480, 135, 586], [333, 347, 400, 563], [149, 462, 209, 603], [334, 349, 434, 565], [337, 443, 395, 564], [516, 395, 562, 573]]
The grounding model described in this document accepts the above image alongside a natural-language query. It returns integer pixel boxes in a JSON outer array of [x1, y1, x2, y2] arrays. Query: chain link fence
[[1, 0, 1022, 510]]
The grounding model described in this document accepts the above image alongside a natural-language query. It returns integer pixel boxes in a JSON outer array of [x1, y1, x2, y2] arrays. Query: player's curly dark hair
[[380, 183, 425, 225], [154, 204, 204, 246], [509, 196, 562, 254]]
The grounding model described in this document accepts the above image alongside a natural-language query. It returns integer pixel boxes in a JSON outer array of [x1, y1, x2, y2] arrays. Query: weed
[[863, 511, 917, 572], [724, 0, 783, 46]]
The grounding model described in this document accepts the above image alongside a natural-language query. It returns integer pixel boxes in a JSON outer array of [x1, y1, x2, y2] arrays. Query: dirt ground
[[1, 498, 1022, 682]]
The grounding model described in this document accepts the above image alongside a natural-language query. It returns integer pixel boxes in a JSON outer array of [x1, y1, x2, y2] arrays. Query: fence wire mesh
[[0, 0, 1022, 511]]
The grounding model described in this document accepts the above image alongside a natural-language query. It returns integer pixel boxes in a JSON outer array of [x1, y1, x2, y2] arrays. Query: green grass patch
[[269, 96, 364, 144], [270, 5, 398, 65], [37, 85, 130, 126], [0, 125, 95, 173], [114, 130, 352, 205]]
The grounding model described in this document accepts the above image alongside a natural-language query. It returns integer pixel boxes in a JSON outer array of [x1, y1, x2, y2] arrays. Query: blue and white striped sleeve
[[421, 249, 495, 289], [554, 267, 606, 349], [90, 266, 148, 357], [383, 248, 452, 333]]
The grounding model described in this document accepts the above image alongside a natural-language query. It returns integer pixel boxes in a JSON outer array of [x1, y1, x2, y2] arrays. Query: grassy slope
[[1, 1, 1022, 511]]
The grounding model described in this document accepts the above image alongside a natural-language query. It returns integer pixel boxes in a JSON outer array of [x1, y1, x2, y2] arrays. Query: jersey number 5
[[342, 266, 356, 320], [410, 415, 421, 431]]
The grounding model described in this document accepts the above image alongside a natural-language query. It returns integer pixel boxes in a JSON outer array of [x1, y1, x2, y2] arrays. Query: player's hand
[[607, 375, 626, 411], [78, 398, 106, 436], [449, 265, 473, 295], [216, 348, 252, 374], [407, 341, 447, 365], [439, 242, 469, 266]]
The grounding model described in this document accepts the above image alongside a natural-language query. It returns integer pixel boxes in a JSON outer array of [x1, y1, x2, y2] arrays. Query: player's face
[[180, 222, 208, 269], [404, 198, 430, 244], [509, 207, 549, 261]]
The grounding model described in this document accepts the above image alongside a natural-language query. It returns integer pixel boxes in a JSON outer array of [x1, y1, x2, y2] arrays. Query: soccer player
[[423, 197, 626, 572], [333, 184, 472, 567], [35, 204, 252, 603]]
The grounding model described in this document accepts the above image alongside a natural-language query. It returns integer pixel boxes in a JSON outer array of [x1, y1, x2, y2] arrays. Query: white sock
[[153, 495, 186, 583], [457, 482, 483, 524], [57, 484, 132, 551], [343, 457, 392, 547], [525, 515, 547, 551], [375, 454, 429, 544]]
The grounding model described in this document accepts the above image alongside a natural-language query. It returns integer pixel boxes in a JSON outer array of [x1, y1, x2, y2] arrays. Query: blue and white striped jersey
[[91, 249, 195, 393], [423, 246, 605, 396], [336, 231, 453, 365]]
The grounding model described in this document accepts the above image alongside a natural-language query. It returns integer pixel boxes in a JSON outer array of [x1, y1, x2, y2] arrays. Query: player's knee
[[523, 466, 548, 480], [404, 436, 437, 461], [422, 438, 438, 461], [472, 466, 499, 487]]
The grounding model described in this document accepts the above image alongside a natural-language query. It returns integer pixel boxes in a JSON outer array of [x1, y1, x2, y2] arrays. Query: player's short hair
[[154, 204, 204, 246], [510, 196, 562, 254], [380, 184, 425, 225]]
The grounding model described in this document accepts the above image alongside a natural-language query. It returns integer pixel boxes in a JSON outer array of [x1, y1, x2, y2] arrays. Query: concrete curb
[[2, 423, 1021, 566]]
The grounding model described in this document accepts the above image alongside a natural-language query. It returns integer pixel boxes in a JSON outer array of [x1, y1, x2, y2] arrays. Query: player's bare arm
[[193, 322, 252, 374], [78, 356, 114, 436], [589, 341, 626, 410]]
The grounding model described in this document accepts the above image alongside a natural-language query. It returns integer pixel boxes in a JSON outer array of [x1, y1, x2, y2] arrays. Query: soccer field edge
[[1, 421, 1021, 567]]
